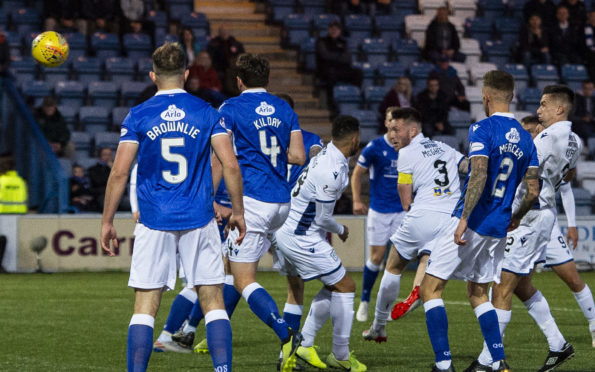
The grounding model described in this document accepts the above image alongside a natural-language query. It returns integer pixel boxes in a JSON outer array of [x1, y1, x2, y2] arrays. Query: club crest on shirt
[[505, 128, 520, 144], [160, 104, 185, 121], [255, 101, 275, 116], [383, 150, 387, 156]]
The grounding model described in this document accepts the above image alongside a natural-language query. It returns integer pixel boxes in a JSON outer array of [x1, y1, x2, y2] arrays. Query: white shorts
[[270, 232, 299, 276], [367, 209, 405, 246], [390, 208, 451, 261], [502, 208, 555, 275], [545, 216, 575, 267], [425, 217, 506, 284], [129, 220, 225, 290], [275, 228, 346, 286], [227, 196, 290, 263]]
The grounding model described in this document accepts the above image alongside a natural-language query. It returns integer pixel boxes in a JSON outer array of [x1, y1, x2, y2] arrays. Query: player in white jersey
[[275, 115, 367, 371], [470, 87, 579, 372], [361, 107, 467, 342]]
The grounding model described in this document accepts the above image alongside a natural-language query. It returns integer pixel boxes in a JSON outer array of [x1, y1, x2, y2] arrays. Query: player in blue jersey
[[419, 70, 540, 372], [216, 54, 306, 372], [100, 42, 246, 372], [351, 106, 405, 322]]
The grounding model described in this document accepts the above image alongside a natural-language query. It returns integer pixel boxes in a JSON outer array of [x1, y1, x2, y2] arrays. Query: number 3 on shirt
[[259, 130, 280, 167], [161, 137, 188, 184]]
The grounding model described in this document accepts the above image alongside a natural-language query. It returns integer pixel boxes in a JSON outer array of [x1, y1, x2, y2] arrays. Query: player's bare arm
[[458, 157, 469, 175], [454, 156, 488, 245], [509, 166, 540, 231], [211, 151, 223, 192], [309, 145, 322, 159], [211, 133, 246, 244], [287, 130, 306, 165], [101, 142, 138, 256], [397, 183, 413, 211], [351, 164, 368, 215]]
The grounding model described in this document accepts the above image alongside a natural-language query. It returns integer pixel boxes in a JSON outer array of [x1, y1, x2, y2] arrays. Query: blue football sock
[[223, 283, 241, 318], [188, 300, 204, 328], [163, 288, 196, 334], [127, 314, 154, 372], [282, 303, 303, 331], [205, 311, 232, 372], [244, 283, 289, 342], [424, 299, 451, 363], [361, 260, 380, 302], [475, 302, 505, 362]]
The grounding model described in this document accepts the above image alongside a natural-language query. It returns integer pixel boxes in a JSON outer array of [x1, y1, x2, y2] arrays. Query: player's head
[[386, 107, 422, 151], [481, 70, 514, 116], [384, 105, 398, 127], [537, 85, 574, 127], [72, 163, 85, 178], [236, 54, 269, 90], [582, 80, 594, 96], [274, 93, 294, 109], [520, 115, 544, 139], [150, 42, 188, 89], [332, 115, 360, 157]]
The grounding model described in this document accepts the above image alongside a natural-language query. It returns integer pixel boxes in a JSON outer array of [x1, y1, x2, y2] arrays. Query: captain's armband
[[398, 173, 413, 184]]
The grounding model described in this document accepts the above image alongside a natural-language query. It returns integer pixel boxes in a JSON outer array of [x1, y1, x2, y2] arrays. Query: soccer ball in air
[[31, 31, 69, 67]]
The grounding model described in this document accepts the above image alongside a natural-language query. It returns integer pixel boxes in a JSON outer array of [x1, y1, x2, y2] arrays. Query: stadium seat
[[374, 15, 402, 42], [503, 64, 530, 94], [79, 106, 111, 136], [572, 187, 592, 215], [352, 61, 375, 90], [123, 33, 152, 59], [433, 135, 460, 150], [531, 64, 559, 90], [465, 17, 493, 44], [58, 104, 77, 130], [451, 0, 477, 20], [112, 107, 130, 127], [21, 80, 51, 107], [181, 12, 210, 38], [71, 131, 92, 159], [283, 14, 311, 47], [482, 40, 510, 69], [378, 61, 406, 88], [449, 62, 469, 86], [63, 33, 87, 59], [10, 56, 37, 83], [460, 38, 481, 66], [409, 62, 434, 91], [167, 0, 194, 20], [469, 62, 498, 86], [5, 31, 23, 57], [364, 86, 386, 113], [300, 37, 317, 72], [55, 81, 86, 110], [393, 38, 420, 67], [514, 111, 534, 122], [91, 32, 120, 60], [334, 85, 362, 113], [519, 88, 543, 113], [146, 10, 168, 36], [494, 18, 520, 45], [465, 86, 485, 122], [12, 8, 41, 37], [155, 32, 180, 47], [347, 37, 362, 55], [419, 0, 445, 18], [41, 62, 71, 86], [94, 132, 120, 151], [477, 0, 504, 21], [581, 178, 595, 198], [313, 14, 340, 37], [393, 0, 417, 13], [136, 58, 153, 82], [349, 109, 378, 143], [76, 155, 97, 170], [0, 9, 6, 25], [301, 0, 325, 16], [561, 64, 589, 92], [361, 38, 390, 68], [73, 56, 102, 84], [345, 14, 373, 40], [121, 82, 151, 106], [88, 81, 119, 109], [268, 0, 296, 23], [405, 15, 433, 47], [105, 57, 135, 82], [58, 158, 72, 174], [448, 108, 472, 129]]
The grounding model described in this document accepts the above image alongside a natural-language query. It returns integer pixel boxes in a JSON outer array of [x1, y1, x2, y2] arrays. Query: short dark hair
[[152, 42, 186, 76], [42, 96, 57, 107], [236, 54, 269, 88], [542, 84, 575, 107], [521, 115, 540, 126], [583, 80, 594, 86], [483, 70, 514, 93], [332, 115, 359, 141], [390, 107, 422, 124], [274, 93, 294, 109]]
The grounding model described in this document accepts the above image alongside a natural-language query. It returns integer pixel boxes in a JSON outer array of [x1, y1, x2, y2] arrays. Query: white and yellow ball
[[31, 31, 69, 67]]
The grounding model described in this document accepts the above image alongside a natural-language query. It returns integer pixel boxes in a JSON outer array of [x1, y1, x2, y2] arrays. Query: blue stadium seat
[[22, 80, 51, 107], [503, 63, 529, 93], [167, 0, 194, 20], [88, 81, 119, 109], [345, 14, 373, 40], [0, 9, 7, 25], [361, 38, 390, 68], [477, 0, 505, 21], [71, 131, 91, 159], [58, 104, 77, 130], [482, 40, 510, 69], [105, 57, 135, 82], [5, 31, 22, 57], [269, 0, 296, 23], [561, 64, 589, 92], [333, 84, 362, 113], [300, 37, 317, 72], [494, 18, 521, 45], [112, 107, 130, 127], [519, 88, 543, 113], [300, 0, 326, 16], [91, 32, 120, 60], [375, 15, 402, 42], [284, 14, 311, 47], [313, 14, 340, 37], [79, 106, 111, 136], [531, 64, 559, 90], [41, 62, 71, 86], [55, 81, 85, 110], [353, 61, 376, 90], [11, 56, 38, 83], [136, 58, 153, 82], [181, 12, 210, 38], [393, 38, 420, 67], [64, 33, 87, 59], [2, 0, 26, 12], [94, 132, 120, 151], [347, 37, 361, 55], [572, 187, 593, 215], [409, 62, 434, 91], [364, 86, 386, 113], [73, 56, 102, 84], [349, 109, 378, 143], [121, 82, 151, 106], [448, 108, 472, 129], [123, 33, 152, 59], [378, 61, 406, 88], [146, 10, 168, 36], [465, 17, 493, 44], [12, 8, 41, 37], [433, 135, 460, 150]]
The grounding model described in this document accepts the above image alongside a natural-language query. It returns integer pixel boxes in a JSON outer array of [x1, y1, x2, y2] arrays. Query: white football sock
[[477, 308, 511, 366], [156, 330, 172, 343], [182, 323, 197, 334], [301, 288, 331, 347], [330, 291, 355, 361], [573, 284, 595, 323], [373, 271, 401, 329], [524, 290, 566, 351]]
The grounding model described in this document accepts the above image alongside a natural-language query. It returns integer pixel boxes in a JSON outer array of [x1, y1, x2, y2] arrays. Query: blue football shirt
[[120, 88, 227, 230], [453, 113, 539, 238], [357, 135, 403, 213], [219, 89, 301, 203], [288, 129, 323, 189]]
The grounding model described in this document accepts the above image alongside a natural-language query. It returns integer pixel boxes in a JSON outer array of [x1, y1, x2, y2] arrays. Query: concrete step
[[195, 0, 255, 14], [300, 122, 332, 139], [206, 13, 266, 22], [267, 84, 313, 94], [249, 48, 297, 61]]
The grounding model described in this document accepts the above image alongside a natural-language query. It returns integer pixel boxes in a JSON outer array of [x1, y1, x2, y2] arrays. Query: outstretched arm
[[454, 156, 488, 245], [288, 130, 306, 166], [508, 167, 540, 231], [351, 164, 368, 215]]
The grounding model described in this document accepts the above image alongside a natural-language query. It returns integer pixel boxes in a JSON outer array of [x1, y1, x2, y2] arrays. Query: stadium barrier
[[0, 77, 70, 213]]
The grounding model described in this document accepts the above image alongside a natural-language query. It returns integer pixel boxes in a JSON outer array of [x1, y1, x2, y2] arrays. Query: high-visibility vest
[[0, 171, 28, 214]]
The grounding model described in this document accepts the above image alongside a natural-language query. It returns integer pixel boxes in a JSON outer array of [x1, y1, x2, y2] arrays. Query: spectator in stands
[[208, 25, 245, 96], [34, 97, 74, 159], [181, 27, 201, 66], [524, 0, 557, 29], [428, 55, 470, 112], [69, 163, 98, 212], [585, 11, 595, 80], [570, 80, 595, 142], [378, 76, 413, 130], [549, 4, 585, 66], [79, 0, 118, 35], [44, 0, 84, 34], [119, 0, 154, 37], [423, 6, 465, 63], [518, 14, 551, 66], [185, 76, 224, 108], [0, 152, 28, 214], [414, 77, 452, 137], [0, 29, 10, 77], [560, 0, 587, 28], [190, 51, 223, 92], [316, 20, 363, 111], [135, 84, 157, 105], [88, 147, 113, 210]]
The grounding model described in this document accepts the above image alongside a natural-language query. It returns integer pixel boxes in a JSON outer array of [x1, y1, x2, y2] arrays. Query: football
[[31, 31, 69, 67]]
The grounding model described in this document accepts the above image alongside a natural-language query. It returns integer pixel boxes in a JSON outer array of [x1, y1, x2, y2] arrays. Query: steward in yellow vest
[[0, 153, 27, 214]]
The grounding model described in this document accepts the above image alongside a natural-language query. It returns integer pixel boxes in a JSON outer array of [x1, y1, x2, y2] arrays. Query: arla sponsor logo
[[505, 127, 520, 144], [161, 104, 186, 121], [255, 101, 275, 116]]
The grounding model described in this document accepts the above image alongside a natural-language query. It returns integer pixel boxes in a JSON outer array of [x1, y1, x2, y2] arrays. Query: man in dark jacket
[[570, 80, 595, 142], [88, 147, 113, 211], [34, 96, 73, 158], [524, 0, 557, 29], [549, 4, 585, 66], [414, 77, 452, 137], [424, 7, 465, 63], [428, 55, 469, 112], [207, 25, 245, 96]]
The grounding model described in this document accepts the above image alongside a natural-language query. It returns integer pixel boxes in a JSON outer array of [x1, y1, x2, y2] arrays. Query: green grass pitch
[[1, 271, 593, 371]]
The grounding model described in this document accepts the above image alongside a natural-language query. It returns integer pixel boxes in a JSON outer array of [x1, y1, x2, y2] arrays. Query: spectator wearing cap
[[0, 29, 9, 77], [428, 55, 469, 112], [33, 97, 74, 159], [316, 20, 363, 112], [414, 77, 453, 138], [423, 6, 465, 63]]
